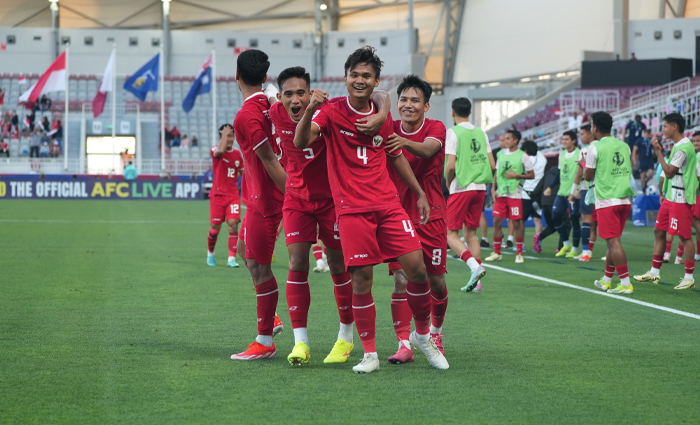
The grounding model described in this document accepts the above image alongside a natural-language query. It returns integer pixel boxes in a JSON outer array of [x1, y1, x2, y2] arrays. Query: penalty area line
[[448, 257, 700, 321]]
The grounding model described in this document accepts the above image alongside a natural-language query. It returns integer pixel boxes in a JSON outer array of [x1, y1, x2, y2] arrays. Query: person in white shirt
[[520, 140, 546, 242]]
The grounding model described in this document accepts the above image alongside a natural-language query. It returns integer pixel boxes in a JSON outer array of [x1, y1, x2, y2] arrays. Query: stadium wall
[[628, 17, 700, 71]]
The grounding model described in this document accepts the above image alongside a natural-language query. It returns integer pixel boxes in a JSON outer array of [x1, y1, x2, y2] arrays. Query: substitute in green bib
[[485, 129, 534, 264], [444, 97, 495, 292], [584, 111, 636, 295], [542, 130, 582, 259], [635, 113, 700, 290], [691, 131, 700, 260]]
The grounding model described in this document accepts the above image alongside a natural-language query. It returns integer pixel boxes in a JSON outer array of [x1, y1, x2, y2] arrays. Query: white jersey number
[[304, 148, 314, 159], [511, 207, 520, 217], [357, 147, 368, 165], [227, 168, 236, 178], [671, 218, 678, 230], [402, 220, 415, 237], [432, 249, 442, 266], [230, 204, 240, 215]]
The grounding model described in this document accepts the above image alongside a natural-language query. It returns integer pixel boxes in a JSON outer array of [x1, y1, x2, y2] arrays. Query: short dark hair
[[218, 123, 233, 138], [590, 111, 613, 134], [663, 112, 686, 133], [521, 140, 538, 156], [397, 75, 432, 103], [563, 130, 577, 141], [506, 129, 522, 142], [580, 124, 591, 132], [344, 45, 383, 79], [642, 128, 652, 134], [237, 49, 270, 86], [693, 131, 700, 138], [451, 97, 472, 118], [277, 66, 310, 92]]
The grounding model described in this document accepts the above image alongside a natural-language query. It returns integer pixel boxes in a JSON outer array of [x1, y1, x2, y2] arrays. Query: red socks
[[207, 228, 220, 253], [516, 237, 524, 255], [665, 240, 672, 253], [312, 245, 323, 261], [255, 277, 279, 336], [494, 237, 503, 255], [391, 292, 411, 342], [589, 241, 595, 252], [604, 264, 615, 278], [685, 261, 695, 276], [228, 232, 238, 257], [616, 264, 629, 280], [352, 292, 376, 353], [652, 254, 663, 270], [459, 250, 473, 263], [332, 272, 354, 324], [430, 286, 448, 330], [286, 271, 310, 329], [406, 280, 431, 335], [677, 243, 685, 258]]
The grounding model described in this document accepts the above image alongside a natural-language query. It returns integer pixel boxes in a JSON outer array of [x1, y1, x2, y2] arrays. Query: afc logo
[[563, 163, 569, 174], [470, 138, 481, 153], [612, 152, 625, 166], [502, 161, 512, 176], [373, 135, 383, 147]]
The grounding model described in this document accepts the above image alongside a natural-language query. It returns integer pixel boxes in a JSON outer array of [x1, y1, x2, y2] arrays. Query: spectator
[[0, 87, 5, 106], [54, 120, 63, 150], [39, 141, 49, 157], [630, 52, 638, 61], [632, 128, 657, 191], [181, 134, 190, 148], [41, 117, 50, 132], [40, 129, 50, 147], [123, 161, 138, 180], [0, 139, 9, 157], [29, 128, 41, 157], [624, 115, 646, 150], [49, 140, 61, 158], [170, 125, 181, 139], [40, 95, 52, 111], [171, 136, 181, 148], [191, 135, 198, 147]]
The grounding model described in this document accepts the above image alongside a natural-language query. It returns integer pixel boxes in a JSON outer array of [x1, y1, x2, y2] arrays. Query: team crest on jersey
[[612, 152, 624, 166], [470, 138, 481, 153], [373, 135, 383, 147], [235, 160, 240, 167]]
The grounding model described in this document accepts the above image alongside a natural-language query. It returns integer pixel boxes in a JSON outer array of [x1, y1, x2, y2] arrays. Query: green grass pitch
[[1, 200, 699, 424]]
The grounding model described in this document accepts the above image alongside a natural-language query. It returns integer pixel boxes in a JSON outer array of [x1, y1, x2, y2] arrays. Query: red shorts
[[338, 207, 422, 269], [389, 219, 448, 276], [597, 205, 631, 239], [210, 194, 240, 224], [283, 194, 341, 250], [493, 197, 524, 220], [241, 208, 283, 264], [656, 200, 693, 239], [693, 195, 700, 220], [447, 191, 485, 230]]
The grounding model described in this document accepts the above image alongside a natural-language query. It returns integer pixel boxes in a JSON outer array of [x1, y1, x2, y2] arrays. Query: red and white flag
[[18, 51, 66, 104], [18, 75, 26, 85], [92, 50, 115, 118]]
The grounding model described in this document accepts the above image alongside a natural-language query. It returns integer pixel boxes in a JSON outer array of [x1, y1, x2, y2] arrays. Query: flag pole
[[111, 44, 117, 174], [64, 45, 69, 171], [212, 49, 217, 148], [160, 47, 165, 173]]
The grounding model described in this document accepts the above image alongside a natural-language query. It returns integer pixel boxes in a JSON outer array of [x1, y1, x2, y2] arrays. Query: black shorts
[[522, 198, 541, 221], [639, 162, 655, 173]]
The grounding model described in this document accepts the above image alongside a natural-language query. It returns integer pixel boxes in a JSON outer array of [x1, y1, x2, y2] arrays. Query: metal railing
[[628, 77, 690, 110], [0, 158, 81, 174], [560, 90, 620, 115]]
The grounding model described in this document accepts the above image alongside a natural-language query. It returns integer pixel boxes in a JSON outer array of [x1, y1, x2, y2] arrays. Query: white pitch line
[[448, 257, 700, 321], [0, 219, 202, 224]]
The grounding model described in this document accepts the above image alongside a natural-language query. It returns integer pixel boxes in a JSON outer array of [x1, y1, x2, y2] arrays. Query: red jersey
[[233, 92, 284, 216], [210, 146, 244, 197], [312, 96, 401, 216], [387, 118, 447, 223], [268, 101, 332, 201]]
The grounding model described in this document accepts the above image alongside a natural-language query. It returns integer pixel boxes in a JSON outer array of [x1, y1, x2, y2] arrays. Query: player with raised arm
[[269, 66, 384, 366], [229, 49, 288, 361], [582, 112, 636, 294], [380, 75, 449, 364], [294, 46, 448, 374], [207, 124, 245, 268], [444, 97, 493, 293], [485, 129, 535, 263], [634, 113, 699, 290]]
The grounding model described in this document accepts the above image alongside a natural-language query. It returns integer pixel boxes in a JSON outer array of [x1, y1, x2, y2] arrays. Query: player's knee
[[349, 267, 372, 294], [289, 252, 309, 272], [654, 227, 665, 239], [211, 223, 222, 230], [405, 263, 427, 283], [328, 260, 345, 275], [428, 274, 446, 293], [393, 270, 408, 293]]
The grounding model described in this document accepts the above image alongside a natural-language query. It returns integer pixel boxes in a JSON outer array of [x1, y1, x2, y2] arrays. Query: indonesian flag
[[18, 75, 26, 85], [92, 50, 115, 118], [18, 51, 66, 104]]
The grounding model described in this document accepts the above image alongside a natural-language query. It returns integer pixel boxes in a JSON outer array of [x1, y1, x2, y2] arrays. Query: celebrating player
[[207, 124, 244, 268], [295, 46, 448, 374], [268, 66, 360, 366], [544, 130, 582, 258], [634, 113, 699, 290], [383, 75, 449, 364], [443, 97, 492, 292], [583, 112, 635, 293], [230, 49, 288, 361], [485, 129, 534, 263]]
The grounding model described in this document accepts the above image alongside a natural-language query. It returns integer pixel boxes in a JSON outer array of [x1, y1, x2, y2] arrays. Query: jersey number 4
[[357, 147, 368, 165]]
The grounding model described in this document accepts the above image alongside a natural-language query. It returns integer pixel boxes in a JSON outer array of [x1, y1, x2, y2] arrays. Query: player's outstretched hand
[[385, 133, 408, 154], [417, 193, 430, 225], [355, 113, 387, 136], [651, 137, 663, 152], [543, 187, 551, 197], [309, 89, 328, 110]]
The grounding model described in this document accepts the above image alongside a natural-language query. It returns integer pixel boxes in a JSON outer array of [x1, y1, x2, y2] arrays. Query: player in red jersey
[[268, 66, 359, 365], [230, 50, 288, 361], [207, 124, 244, 268], [381, 75, 449, 364], [295, 46, 449, 374]]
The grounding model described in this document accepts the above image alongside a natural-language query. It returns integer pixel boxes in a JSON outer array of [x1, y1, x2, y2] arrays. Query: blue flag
[[123, 53, 160, 102], [182, 55, 213, 113]]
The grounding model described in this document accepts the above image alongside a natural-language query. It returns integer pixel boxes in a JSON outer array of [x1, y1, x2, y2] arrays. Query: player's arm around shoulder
[[355, 90, 390, 136], [294, 89, 328, 149], [388, 153, 430, 225]]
